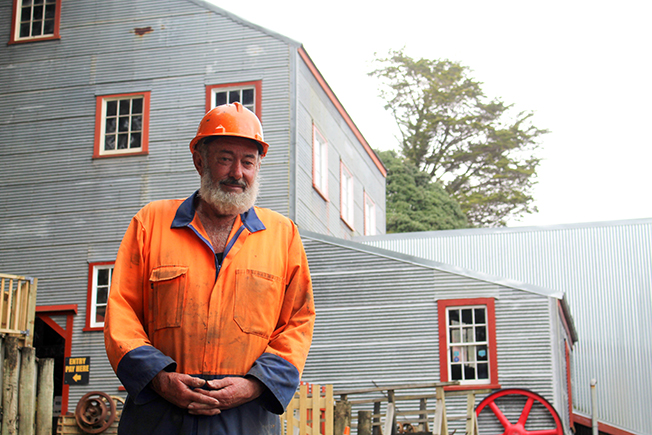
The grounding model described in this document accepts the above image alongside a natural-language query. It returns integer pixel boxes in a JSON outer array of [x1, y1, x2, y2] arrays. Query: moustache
[[219, 177, 248, 189]]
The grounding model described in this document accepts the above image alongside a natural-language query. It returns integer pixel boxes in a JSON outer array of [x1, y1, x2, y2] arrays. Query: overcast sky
[[210, 0, 652, 227]]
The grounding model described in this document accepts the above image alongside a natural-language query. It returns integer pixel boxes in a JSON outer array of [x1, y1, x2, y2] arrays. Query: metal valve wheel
[[75, 391, 117, 434], [475, 388, 563, 435]]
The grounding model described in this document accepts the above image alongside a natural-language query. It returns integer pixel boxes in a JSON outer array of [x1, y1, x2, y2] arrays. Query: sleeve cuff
[[247, 353, 300, 414], [116, 345, 177, 404]]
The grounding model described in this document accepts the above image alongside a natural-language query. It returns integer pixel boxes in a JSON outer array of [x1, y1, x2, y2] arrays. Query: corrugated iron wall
[[301, 233, 563, 433], [359, 219, 652, 434]]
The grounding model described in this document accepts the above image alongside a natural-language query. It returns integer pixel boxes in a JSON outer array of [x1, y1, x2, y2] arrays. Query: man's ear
[[192, 151, 204, 175]]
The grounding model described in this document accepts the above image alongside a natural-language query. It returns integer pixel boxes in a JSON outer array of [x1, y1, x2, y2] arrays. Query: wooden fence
[[0, 274, 37, 346], [281, 383, 334, 435]]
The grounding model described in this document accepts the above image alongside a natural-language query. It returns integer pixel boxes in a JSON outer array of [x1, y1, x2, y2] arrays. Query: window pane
[[34, 0, 44, 5], [475, 308, 485, 324], [228, 91, 240, 104], [20, 23, 30, 38], [242, 88, 254, 106], [461, 309, 473, 325], [463, 327, 473, 343], [31, 20, 41, 37], [33, 5, 43, 19], [475, 325, 487, 342], [131, 115, 142, 132], [131, 98, 143, 114], [106, 100, 117, 116], [118, 116, 129, 132], [97, 269, 109, 286], [449, 309, 459, 326], [117, 134, 128, 149], [95, 306, 106, 324], [97, 287, 108, 304], [119, 99, 130, 115], [477, 363, 489, 379], [21, 8, 31, 21], [449, 328, 460, 344], [477, 345, 488, 361], [467, 346, 476, 361], [130, 133, 141, 149], [451, 347, 461, 363], [104, 135, 116, 151], [105, 118, 116, 134], [45, 4, 55, 19], [43, 19, 54, 34], [215, 92, 227, 106], [451, 364, 462, 381], [463, 363, 476, 380]]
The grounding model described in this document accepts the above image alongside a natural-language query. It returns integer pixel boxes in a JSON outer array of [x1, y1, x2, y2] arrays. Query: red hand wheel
[[475, 388, 563, 435], [74, 391, 117, 434]]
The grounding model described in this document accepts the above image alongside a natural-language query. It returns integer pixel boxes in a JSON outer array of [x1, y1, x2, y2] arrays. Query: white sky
[[210, 0, 652, 227]]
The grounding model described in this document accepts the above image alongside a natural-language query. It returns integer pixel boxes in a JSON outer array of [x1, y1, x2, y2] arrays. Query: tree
[[370, 49, 548, 227], [379, 150, 468, 233]]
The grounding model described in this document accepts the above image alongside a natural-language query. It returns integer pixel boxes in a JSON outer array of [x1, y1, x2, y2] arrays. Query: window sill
[[443, 382, 501, 392]]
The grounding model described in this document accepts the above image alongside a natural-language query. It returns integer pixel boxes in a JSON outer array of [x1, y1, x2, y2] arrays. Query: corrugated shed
[[358, 218, 652, 434], [301, 231, 567, 434]]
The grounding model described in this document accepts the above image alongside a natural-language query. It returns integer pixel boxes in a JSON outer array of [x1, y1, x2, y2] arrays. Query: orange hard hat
[[189, 101, 269, 157]]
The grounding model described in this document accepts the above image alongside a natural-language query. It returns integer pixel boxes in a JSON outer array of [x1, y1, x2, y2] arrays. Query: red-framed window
[[340, 161, 354, 230], [312, 124, 328, 201], [93, 92, 150, 158], [364, 192, 376, 236], [438, 298, 500, 390], [84, 261, 114, 331], [9, 0, 61, 44], [205, 81, 262, 116]]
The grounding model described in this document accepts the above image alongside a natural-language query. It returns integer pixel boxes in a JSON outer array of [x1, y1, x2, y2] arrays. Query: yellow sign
[[64, 357, 90, 385]]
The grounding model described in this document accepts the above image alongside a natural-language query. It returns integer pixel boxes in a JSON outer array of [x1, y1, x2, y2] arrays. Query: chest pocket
[[234, 269, 284, 339], [149, 266, 188, 331]]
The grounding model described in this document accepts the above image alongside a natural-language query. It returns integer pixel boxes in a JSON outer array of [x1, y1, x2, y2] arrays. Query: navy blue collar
[[171, 191, 266, 233]]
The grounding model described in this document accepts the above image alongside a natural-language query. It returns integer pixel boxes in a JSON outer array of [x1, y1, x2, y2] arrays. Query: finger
[[206, 378, 230, 390], [187, 402, 221, 416], [180, 375, 208, 389]]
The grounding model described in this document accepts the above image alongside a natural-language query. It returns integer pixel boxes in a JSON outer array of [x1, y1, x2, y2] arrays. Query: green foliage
[[379, 150, 468, 233], [371, 49, 548, 226]]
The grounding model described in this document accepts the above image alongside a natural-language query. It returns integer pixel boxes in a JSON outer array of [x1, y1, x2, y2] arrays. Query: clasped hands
[[150, 371, 265, 415]]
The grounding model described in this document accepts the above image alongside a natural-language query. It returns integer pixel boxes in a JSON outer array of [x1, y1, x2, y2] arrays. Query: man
[[104, 102, 315, 434]]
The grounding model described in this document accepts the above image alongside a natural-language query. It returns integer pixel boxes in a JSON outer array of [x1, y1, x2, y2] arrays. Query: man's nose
[[229, 161, 243, 179]]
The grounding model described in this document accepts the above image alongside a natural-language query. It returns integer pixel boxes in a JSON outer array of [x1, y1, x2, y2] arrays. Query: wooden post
[[358, 410, 372, 435], [19, 346, 36, 435], [334, 397, 351, 435], [465, 391, 478, 435], [432, 386, 448, 435], [24, 278, 37, 347], [387, 390, 396, 435], [419, 397, 428, 432], [2, 336, 20, 435], [372, 401, 381, 435], [36, 358, 54, 435]]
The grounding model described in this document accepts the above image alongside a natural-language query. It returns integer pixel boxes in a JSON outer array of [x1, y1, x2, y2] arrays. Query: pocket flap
[[150, 266, 188, 282]]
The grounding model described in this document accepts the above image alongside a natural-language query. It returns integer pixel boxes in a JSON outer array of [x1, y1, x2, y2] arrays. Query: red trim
[[437, 298, 500, 390], [84, 261, 114, 332], [93, 92, 151, 159], [312, 124, 329, 201], [35, 304, 76, 416], [572, 413, 637, 435], [9, 0, 62, 45], [565, 341, 574, 431], [205, 81, 263, 118], [298, 47, 386, 178], [557, 300, 574, 349], [363, 192, 375, 236]]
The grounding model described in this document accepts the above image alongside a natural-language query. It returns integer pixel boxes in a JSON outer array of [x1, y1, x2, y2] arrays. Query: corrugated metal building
[[300, 231, 576, 434], [0, 0, 386, 415], [358, 218, 652, 435]]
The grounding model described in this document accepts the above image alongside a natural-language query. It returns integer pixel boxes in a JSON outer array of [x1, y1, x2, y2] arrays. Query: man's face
[[194, 137, 261, 215]]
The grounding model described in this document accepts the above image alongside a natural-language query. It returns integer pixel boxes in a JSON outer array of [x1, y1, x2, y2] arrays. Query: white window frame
[[12, 0, 60, 42], [445, 304, 490, 385], [312, 124, 329, 200], [340, 162, 354, 229], [89, 263, 114, 329], [364, 192, 377, 236], [209, 85, 256, 112]]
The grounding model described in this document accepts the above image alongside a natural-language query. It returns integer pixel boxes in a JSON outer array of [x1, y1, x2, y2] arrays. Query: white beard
[[199, 170, 260, 216]]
